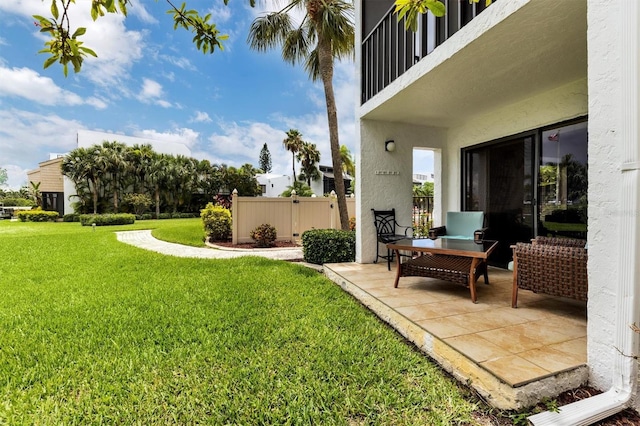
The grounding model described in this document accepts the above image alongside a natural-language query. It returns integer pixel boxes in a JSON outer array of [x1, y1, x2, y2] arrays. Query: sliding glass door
[[462, 119, 587, 267], [463, 135, 535, 266]]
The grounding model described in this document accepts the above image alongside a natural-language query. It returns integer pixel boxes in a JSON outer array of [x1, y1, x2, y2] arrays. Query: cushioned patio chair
[[511, 236, 588, 308], [428, 211, 487, 241], [372, 208, 413, 270]]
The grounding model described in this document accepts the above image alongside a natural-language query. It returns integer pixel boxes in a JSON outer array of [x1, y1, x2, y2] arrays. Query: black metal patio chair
[[372, 208, 413, 270]]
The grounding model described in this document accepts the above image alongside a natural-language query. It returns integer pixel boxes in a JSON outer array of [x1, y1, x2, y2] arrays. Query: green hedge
[[17, 210, 59, 222], [63, 213, 80, 222], [301, 229, 355, 265], [79, 214, 135, 226]]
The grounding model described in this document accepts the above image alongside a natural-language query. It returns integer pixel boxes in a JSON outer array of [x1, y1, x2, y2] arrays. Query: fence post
[[330, 190, 338, 229], [291, 190, 299, 242], [231, 189, 238, 245]]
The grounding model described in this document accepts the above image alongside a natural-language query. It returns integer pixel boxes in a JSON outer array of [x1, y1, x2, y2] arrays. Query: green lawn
[[0, 220, 483, 424]]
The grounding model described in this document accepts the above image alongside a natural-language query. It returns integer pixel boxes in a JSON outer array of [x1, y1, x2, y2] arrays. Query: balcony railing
[[361, 0, 493, 104]]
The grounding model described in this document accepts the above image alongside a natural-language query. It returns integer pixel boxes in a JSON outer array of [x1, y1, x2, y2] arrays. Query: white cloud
[[130, 1, 159, 24], [0, 1, 145, 87], [1, 164, 30, 191], [133, 128, 200, 149], [0, 109, 86, 188], [159, 55, 196, 71], [0, 66, 108, 109], [137, 78, 172, 107], [190, 111, 212, 123]]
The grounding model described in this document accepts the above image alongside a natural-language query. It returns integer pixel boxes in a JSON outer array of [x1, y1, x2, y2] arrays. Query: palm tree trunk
[[91, 177, 99, 214], [155, 185, 161, 218], [316, 33, 349, 230]]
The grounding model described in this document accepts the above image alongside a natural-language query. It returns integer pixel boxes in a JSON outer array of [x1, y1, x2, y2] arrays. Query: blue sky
[[0, 0, 432, 190]]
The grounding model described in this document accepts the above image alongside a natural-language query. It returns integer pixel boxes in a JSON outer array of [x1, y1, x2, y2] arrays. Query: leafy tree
[[221, 164, 261, 197], [282, 129, 304, 182], [259, 143, 272, 173], [297, 142, 321, 186], [395, 0, 492, 31], [123, 193, 152, 216], [0, 167, 7, 187], [248, 0, 354, 230], [412, 181, 433, 197], [33, 0, 241, 76]]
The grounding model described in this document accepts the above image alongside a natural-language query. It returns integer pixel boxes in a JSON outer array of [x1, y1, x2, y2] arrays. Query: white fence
[[231, 192, 355, 244]]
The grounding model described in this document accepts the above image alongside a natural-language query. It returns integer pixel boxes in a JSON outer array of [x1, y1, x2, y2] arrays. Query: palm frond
[[247, 12, 293, 52], [304, 48, 320, 81], [282, 28, 311, 65]]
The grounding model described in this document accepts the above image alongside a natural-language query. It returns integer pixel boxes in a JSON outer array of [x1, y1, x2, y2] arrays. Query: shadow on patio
[[323, 262, 587, 410]]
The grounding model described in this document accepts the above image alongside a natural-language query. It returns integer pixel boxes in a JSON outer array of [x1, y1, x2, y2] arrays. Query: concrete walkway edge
[[116, 230, 305, 261]]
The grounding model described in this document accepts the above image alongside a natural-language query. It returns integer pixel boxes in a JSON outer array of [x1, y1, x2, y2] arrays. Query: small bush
[[63, 213, 80, 222], [140, 213, 153, 220], [122, 193, 152, 216], [17, 209, 59, 222], [201, 203, 232, 241], [349, 216, 356, 231], [302, 229, 355, 265], [250, 223, 277, 248], [157, 213, 172, 220], [79, 213, 135, 226]]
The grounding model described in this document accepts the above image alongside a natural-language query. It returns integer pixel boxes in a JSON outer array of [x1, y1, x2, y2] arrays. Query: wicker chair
[[511, 236, 588, 308]]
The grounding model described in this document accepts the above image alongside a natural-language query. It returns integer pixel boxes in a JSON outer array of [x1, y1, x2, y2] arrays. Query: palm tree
[[248, 3, 354, 229], [148, 153, 169, 217], [297, 141, 321, 186], [29, 181, 42, 208], [282, 129, 304, 182], [61, 146, 103, 214], [100, 141, 128, 212], [340, 145, 355, 177], [127, 143, 155, 194]]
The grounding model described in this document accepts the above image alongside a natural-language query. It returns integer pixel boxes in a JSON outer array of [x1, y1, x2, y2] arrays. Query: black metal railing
[[362, 0, 493, 104], [412, 195, 433, 237]]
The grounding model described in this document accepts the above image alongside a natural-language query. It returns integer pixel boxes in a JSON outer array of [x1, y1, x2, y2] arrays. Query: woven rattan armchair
[[511, 236, 588, 308]]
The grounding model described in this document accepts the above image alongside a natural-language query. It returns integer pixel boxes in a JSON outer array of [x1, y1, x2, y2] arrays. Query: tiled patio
[[323, 262, 588, 410]]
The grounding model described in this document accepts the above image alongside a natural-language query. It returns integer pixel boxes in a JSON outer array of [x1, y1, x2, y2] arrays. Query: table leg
[[393, 248, 402, 288], [469, 257, 480, 303]]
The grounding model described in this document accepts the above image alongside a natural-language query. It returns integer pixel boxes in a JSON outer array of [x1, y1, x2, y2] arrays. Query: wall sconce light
[[385, 140, 396, 152]]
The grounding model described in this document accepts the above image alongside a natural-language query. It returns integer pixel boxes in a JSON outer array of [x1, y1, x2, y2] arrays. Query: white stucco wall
[[356, 120, 446, 263], [586, 0, 640, 401], [256, 174, 292, 197]]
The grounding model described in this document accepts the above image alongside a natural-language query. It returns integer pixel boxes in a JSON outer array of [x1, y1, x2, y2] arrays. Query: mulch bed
[[209, 239, 301, 249], [473, 386, 640, 425]]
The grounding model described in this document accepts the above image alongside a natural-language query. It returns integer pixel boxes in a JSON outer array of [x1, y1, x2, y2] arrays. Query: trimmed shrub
[[157, 213, 172, 220], [250, 223, 277, 248], [63, 213, 80, 222], [302, 229, 355, 265], [17, 209, 59, 222], [79, 213, 135, 226], [139, 213, 153, 220], [201, 203, 232, 241], [173, 212, 196, 219]]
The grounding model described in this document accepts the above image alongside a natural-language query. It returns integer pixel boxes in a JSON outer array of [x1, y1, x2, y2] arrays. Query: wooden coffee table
[[386, 238, 498, 303]]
